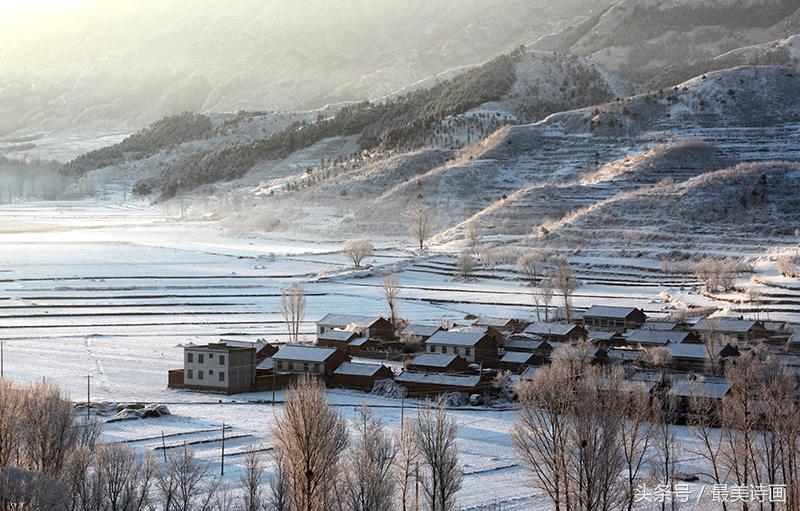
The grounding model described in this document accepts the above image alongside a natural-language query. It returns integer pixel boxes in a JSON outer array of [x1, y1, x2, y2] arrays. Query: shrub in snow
[[371, 379, 406, 399]]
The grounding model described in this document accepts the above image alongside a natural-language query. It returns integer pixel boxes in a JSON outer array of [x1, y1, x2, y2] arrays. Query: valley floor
[[1, 200, 797, 510]]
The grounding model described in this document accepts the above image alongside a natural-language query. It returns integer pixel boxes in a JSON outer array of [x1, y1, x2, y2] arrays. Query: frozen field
[[1, 201, 797, 509]]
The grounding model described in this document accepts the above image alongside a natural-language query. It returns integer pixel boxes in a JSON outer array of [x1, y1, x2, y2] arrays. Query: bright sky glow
[[0, 0, 88, 10]]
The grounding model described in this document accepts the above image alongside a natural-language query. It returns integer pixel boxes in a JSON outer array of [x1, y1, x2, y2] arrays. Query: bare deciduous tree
[[394, 424, 420, 511], [456, 250, 476, 278], [155, 446, 220, 511], [342, 406, 398, 511], [21, 380, 78, 477], [0, 379, 23, 469], [381, 274, 400, 327], [240, 450, 264, 511], [465, 221, 480, 251], [553, 259, 578, 322], [280, 284, 306, 343], [409, 207, 432, 252], [273, 376, 349, 511], [539, 277, 554, 322], [95, 442, 155, 511], [414, 399, 462, 511], [342, 240, 374, 268], [517, 251, 543, 286]]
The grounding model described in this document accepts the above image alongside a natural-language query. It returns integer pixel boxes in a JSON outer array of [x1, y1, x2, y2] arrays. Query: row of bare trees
[[513, 344, 800, 511], [270, 376, 462, 511], [518, 251, 578, 322]]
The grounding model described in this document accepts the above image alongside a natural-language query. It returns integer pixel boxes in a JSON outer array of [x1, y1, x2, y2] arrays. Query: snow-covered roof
[[426, 329, 489, 347], [473, 317, 515, 327], [500, 352, 536, 364], [641, 321, 679, 331], [587, 330, 616, 341], [504, 338, 549, 352], [318, 330, 358, 342], [607, 348, 643, 361], [348, 337, 370, 347], [669, 379, 730, 400], [218, 339, 269, 350], [273, 345, 340, 362], [791, 330, 800, 344], [693, 318, 759, 333], [401, 324, 441, 337], [584, 305, 644, 319], [410, 354, 461, 368], [334, 362, 389, 377], [524, 322, 581, 337], [521, 366, 540, 381], [395, 371, 481, 388], [317, 314, 384, 328], [257, 358, 273, 370], [626, 329, 692, 345], [665, 343, 712, 360]]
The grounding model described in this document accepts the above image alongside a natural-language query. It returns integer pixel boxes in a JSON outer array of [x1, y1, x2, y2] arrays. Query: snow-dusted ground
[[2, 201, 797, 509]]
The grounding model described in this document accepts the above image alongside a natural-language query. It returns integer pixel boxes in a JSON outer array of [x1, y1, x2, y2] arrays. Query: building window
[[187, 369, 193, 379], [303, 362, 309, 372], [187, 353, 194, 363], [288, 362, 294, 371], [198, 354, 204, 364], [465, 348, 471, 357], [219, 372, 225, 382], [313, 363, 320, 373], [442, 346, 448, 354], [219, 355, 225, 365], [209, 353, 214, 359], [276, 361, 283, 370], [209, 370, 214, 375], [198, 370, 204, 380]]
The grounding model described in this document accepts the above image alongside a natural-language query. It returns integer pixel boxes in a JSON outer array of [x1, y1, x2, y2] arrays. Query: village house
[[641, 320, 682, 331], [623, 328, 699, 347], [214, 339, 278, 362], [664, 343, 740, 373], [606, 347, 645, 366], [586, 330, 621, 347], [472, 317, 527, 333], [316, 314, 395, 340], [424, 329, 499, 364], [692, 318, 769, 343], [408, 353, 470, 373], [395, 371, 482, 397], [331, 363, 394, 391], [499, 351, 541, 372], [173, 342, 257, 394], [315, 330, 361, 354], [272, 345, 350, 376], [582, 305, 647, 332], [668, 376, 731, 416], [523, 322, 587, 343], [399, 324, 442, 343]]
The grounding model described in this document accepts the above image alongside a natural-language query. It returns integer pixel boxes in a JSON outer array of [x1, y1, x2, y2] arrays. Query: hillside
[[0, 0, 617, 138], [532, 0, 800, 87]]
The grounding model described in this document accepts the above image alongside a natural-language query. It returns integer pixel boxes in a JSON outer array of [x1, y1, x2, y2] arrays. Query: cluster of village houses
[[168, 305, 800, 412]]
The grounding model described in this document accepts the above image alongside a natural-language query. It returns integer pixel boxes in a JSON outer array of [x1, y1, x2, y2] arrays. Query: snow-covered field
[[1, 201, 796, 509]]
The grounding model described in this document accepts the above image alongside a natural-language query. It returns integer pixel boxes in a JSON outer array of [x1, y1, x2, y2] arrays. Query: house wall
[[184, 347, 255, 391]]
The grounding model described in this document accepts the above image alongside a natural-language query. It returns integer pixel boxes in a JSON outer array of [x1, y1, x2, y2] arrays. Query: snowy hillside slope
[[532, 0, 800, 87]]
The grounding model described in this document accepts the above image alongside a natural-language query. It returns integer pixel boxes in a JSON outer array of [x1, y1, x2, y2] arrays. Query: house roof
[[669, 379, 730, 400], [500, 352, 536, 364], [318, 330, 359, 342], [693, 318, 759, 333], [626, 329, 692, 346], [256, 358, 273, 370], [426, 330, 490, 347], [218, 339, 270, 350], [348, 337, 371, 347], [587, 330, 616, 341], [584, 305, 644, 319], [410, 354, 462, 368], [504, 338, 549, 352], [317, 314, 384, 328], [521, 366, 540, 381], [665, 343, 712, 360], [524, 322, 581, 337], [401, 324, 441, 338], [183, 342, 255, 352], [473, 317, 515, 327], [395, 371, 481, 388], [641, 321, 680, 331], [334, 363, 390, 377], [273, 345, 340, 362], [788, 329, 800, 344], [607, 348, 643, 361]]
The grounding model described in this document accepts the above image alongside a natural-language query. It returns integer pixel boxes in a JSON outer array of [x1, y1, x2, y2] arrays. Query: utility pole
[[220, 422, 225, 476], [415, 461, 419, 511], [161, 430, 168, 462], [85, 375, 91, 421], [1, 340, 4, 379], [272, 371, 276, 405], [400, 395, 405, 429]]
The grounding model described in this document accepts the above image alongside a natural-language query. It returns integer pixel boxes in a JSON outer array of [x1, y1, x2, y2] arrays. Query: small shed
[[395, 371, 482, 397], [500, 351, 539, 372], [332, 363, 394, 391]]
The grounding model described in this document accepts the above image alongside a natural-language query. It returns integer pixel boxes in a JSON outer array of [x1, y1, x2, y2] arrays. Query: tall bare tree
[[240, 450, 265, 511], [465, 220, 480, 251], [342, 406, 398, 511], [342, 240, 374, 268], [94, 442, 155, 511], [414, 399, 462, 511], [21, 380, 77, 477], [272, 376, 349, 511], [553, 259, 578, 322], [381, 273, 400, 327], [394, 424, 420, 511], [280, 284, 306, 343], [539, 277, 554, 322], [155, 446, 220, 511], [619, 381, 655, 511], [409, 207, 432, 252], [0, 379, 23, 469], [517, 251, 543, 286]]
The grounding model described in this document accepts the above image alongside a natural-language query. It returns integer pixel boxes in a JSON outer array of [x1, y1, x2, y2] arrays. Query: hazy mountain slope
[[532, 0, 800, 87], [0, 0, 617, 137]]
